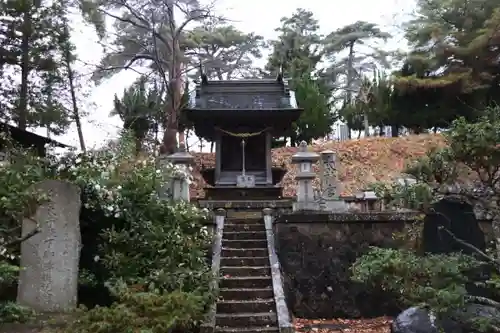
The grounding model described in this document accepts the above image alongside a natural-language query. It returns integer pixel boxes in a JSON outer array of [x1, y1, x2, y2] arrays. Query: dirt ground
[[294, 317, 392, 333], [0, 315, 393, 333]]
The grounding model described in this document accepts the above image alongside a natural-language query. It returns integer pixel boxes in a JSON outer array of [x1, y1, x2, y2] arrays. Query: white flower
[[201, 226, 208, 235], [93, 255, 100, 262]]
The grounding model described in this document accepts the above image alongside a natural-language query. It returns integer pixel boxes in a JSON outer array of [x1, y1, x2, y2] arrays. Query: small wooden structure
[[185, 73, 303, 199], [0, 122, 68, 158]]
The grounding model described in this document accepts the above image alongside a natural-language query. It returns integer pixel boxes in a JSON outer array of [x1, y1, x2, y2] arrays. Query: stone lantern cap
[[291, 141, 320, 164], [364, 190, 378, 200], [167, 143, 195, 165], [355, 190, 378, 200]]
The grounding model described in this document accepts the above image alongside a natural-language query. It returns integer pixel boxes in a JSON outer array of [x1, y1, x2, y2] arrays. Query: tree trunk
[[492, 213, 500, 258], [363, 112, 370, 137], [184, 129, 190, 151], [345, 41, 355, 139], [210, 141, 214, 153], [135, 136, 142, 156], [64, 26, 86, 152], [357, 131, 362, 139], [160, 2, 181, 155], [178, 129, 185, 147], [290, 132, 298, 147], [391, 124, 399, 137], [18, 9, 31, 130]]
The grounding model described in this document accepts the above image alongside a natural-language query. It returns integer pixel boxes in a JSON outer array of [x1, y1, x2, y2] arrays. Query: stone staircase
[[216, 216, 279, 333]]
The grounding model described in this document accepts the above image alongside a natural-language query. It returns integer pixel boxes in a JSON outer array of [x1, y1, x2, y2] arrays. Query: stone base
[[293, 202, 320, 211], [321, 200, 349, 212], [204, 186, 283, 200], [197, 199, 293, 209]]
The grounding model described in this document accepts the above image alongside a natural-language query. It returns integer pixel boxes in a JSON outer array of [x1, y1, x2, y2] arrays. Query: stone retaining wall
[[273, 211, 493, 319]]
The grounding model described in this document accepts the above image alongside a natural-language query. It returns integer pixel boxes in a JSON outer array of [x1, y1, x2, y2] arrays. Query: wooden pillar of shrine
[[215, 133, 221, 185], [265, 131, 272, 185]]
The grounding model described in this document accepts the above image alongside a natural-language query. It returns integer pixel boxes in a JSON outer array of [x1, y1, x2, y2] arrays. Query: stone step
[[220, 266, 271, 277], [220, 276, 272, 289], [219, 288, 274, 301], [220, 257, 269, 267], [222, 239, 267, 249], [215, 312, 277, 328], [225, 218, 262, 225], [226, 211, 262, 219], [215, 327, 279, 333], [224, 224, 265, 232], [223, 231, 266, 240], [222, 247, 268, 257], [217, 299, 275, 314]]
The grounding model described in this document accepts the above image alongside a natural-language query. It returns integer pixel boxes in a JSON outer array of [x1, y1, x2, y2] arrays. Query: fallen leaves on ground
[[294, 317, 392, 333], [191, 134, 447, 199]]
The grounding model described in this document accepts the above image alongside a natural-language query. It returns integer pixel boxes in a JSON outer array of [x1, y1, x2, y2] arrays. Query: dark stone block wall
[[273, 212, 418, 319]]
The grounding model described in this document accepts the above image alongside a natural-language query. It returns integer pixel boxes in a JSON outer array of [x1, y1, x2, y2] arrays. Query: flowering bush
[[0, 132, 213, 330]]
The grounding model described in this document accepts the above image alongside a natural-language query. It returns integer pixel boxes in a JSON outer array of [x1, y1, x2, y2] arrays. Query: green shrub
[[351, 247, 481, 313], [70, 282, 207, 333], [0, 302, 35, 324]]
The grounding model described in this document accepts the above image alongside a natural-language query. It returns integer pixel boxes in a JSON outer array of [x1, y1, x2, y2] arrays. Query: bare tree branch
[[439, 226, 500, 270], [4, 219, 40, 247], [465, 296, 500, 309]]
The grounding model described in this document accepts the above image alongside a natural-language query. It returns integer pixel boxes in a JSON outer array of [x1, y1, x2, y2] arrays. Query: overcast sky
[[44, 0, 415, 151]]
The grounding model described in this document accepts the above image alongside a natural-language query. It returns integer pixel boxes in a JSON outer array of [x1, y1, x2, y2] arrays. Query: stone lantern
[[166, 143, 195, 202], [291, 141, 320, 211]]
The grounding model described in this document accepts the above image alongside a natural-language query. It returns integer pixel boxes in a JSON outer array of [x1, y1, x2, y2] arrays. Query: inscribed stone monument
[[319, 150, 347, 211], [17, 180, 81, 312], [320, 150, 339, 199]]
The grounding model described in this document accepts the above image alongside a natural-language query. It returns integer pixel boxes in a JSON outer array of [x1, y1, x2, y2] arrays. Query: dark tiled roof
[[0, 122, 68, 147], [191, 78, 296, 110]]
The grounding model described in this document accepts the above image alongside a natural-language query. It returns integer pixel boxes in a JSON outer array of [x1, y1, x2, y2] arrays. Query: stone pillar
[[320, 150, 340, 199], [157, 153, 172, 199], [319, 150, 347, 211], [291, 141, 320, 211], [17, 180, 81, 312], [167, 143, 195, 202]]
